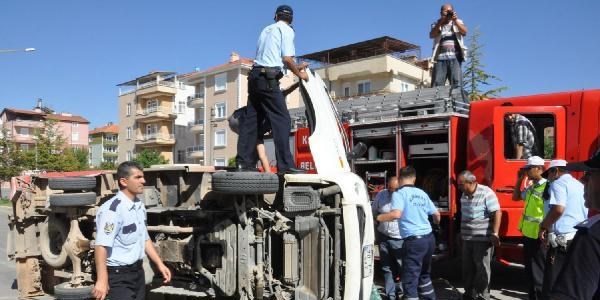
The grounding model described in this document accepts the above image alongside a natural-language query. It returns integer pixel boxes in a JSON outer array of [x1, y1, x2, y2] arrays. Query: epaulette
[[575, 214, 600, 230], [109, 199, 121, 212]]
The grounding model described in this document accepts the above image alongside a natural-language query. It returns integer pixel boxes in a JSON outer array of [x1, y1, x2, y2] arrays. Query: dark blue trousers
[[379, 233, 404, 300], [401, 233, 436, 300], [236, 68, 294, 171]]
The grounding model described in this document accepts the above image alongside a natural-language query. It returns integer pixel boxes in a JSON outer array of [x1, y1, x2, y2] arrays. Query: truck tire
[[39, 216, 69, 268], [49, 192, 97, 207], [212, 171, 279, 194], [49, 177, 96, 191], [54, 282, 93, 300]]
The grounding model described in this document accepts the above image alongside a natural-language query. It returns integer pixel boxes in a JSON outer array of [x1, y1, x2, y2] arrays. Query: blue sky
[[1, 1, 599, 128]]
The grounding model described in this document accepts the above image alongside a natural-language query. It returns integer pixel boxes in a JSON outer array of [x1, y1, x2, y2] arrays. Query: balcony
[[186, 145, 204, 159], [103, 138, 118, 146], [187, 94, 205, 108], [189, 119, 204, 133], [135, 81, 177, 98], [8, 133, 36, 144], [135, 106, 176, 122], [135, 133, 175, 147], [11, 120, 43, 128], [103, 151, 118, 157]]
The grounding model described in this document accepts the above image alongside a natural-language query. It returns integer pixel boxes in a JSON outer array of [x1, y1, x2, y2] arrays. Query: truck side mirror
[[347, 142, 367, 161]]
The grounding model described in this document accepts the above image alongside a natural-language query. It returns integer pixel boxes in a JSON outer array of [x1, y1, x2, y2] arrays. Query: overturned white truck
[[7, 70, 375, 299]]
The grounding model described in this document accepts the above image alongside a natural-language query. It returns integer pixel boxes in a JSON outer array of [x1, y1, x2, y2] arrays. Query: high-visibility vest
[[518, 180, 547, 239]]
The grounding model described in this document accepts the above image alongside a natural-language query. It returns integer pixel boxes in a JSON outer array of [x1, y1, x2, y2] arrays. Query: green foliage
[[19, 120, 80, 172], [544, 136, 555, 159], [0, 198, 10, 207], [462, 27, 508, 101], [228, 157, 237, 167], [133, 149, 169, 168], [99, 161, 117, 170], [72, 148, 89, 171], [0, 128, 24, 181]]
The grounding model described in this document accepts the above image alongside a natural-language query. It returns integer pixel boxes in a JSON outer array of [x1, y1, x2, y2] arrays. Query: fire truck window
[[504, 114, 555, 159]]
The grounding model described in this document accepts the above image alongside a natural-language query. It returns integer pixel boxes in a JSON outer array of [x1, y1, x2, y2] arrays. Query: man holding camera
[[429, 3, 468, 90]]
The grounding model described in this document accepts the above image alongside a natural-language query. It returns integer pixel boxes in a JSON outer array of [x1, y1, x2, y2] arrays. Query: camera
[[446, 11, 454, 18]]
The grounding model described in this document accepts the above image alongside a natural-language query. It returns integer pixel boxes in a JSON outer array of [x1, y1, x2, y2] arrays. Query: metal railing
[[188, 119, 205, 126], [136, 133, 175, 142], [186, 145, 204, 153], [136, 106, 173, 116]]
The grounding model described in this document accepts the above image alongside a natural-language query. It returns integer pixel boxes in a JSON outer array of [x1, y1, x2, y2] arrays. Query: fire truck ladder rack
[[290, 86, 469, 128]]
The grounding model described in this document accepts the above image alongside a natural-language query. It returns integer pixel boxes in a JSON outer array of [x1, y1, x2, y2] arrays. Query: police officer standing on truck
[[551, 148, 600, 299], [513, 156, 548, 300], [236, 4, 308, 174], [376, 166, 440, 300], [92, 161, 171, 300]]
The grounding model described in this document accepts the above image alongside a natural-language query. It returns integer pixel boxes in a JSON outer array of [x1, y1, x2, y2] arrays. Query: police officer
[[513, 156, 548, 300], [551, 148, 600, 299], [236, 5, 308, 174], [92, 161, 171, 300], [539, 160, 588, 299], [377, 166, 440, 300], [372, 176, 403, 300]]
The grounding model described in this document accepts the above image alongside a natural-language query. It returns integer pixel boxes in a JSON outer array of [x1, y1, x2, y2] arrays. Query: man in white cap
[[551, 148, 600, 299], [513, 156, 548, 300], [539, 159, 588, 298]]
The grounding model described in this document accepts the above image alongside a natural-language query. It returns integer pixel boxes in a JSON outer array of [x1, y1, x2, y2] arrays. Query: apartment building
[[117, 71, 195, 164], [300, 36, 431, 100], [0, 102, 89, 150], [88, 123, 118, 167], [180, 52, 301, 166]]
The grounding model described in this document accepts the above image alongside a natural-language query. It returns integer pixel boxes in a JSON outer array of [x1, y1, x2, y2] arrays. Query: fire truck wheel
[[212, 171, 279, 194], [53, 282, 94, 299], [49, 192, 97, 207], [49, 177, 97, 191], [39, 216, 69, 268]]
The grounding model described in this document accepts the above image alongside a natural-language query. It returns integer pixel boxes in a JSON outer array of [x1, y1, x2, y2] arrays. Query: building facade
[[88, 123, 119, 167], [180, 52, 301, 166], [300, 36, 431, 100], [0, 103, 89, 151], [117, 71, 195, 164]]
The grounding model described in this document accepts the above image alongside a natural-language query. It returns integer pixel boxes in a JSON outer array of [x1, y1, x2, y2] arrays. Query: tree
[[99, 161, 116, 170], [0, 128, 25, 182], [133, 149, 169, 168], [72, 148, 89, 171], [20, 120, 80, 172], [462, 27, 508, 101]]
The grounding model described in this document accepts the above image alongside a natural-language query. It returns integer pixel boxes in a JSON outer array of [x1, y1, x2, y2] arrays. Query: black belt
[[107, 260, 143, 274], [404, 232, 432, 241]]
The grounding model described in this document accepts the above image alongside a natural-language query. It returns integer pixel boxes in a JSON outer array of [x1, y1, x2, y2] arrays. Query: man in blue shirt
[[372, 176, 403, 299], [92, 161, 171, 300], [539, 159, 588, 299], [377, 166, 441, 300], [236, 5, 309, 174]]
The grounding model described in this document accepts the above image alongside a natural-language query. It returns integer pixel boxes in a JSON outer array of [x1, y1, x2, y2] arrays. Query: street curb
[[0, 206, 12, 211]]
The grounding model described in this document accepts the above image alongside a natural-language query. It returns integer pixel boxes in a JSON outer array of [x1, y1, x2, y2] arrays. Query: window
[[126, 151, 132, 161], [401, 82, 410, 92], [20, 144, 29, 151], [214, 158, 226, 166], [72, 132, 79, 141], [504, 113, 555, 159], [72, 123, 79, 128], [344, 86, 350, 97], [178, 100, 186, 113], [18, 127, 29, 136], [126, 103, 132, 116], [177, 150, 186, 163], [215, 103, 226, 119], [358, 81, 371, 95], [214, 130, 226, 147], [127, 127, 132, 139], [147, 99, 159, 112], [146, 124, 158, 135], [215, 73, 227, 92]]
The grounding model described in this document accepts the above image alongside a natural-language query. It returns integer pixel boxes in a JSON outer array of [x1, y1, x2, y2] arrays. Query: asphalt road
[[0, 206, 19, 299]]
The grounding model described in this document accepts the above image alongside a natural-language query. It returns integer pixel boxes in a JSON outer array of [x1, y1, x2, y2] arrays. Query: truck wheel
[[53, 282, 93, 299], [49, 177, 96, 191], [49, 192, 97, 207], [39, 216, 69, 268], [212, 172, 279, 194]]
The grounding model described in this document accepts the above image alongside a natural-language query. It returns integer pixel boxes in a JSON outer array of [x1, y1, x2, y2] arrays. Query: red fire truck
[[287, 86, 600, 265]]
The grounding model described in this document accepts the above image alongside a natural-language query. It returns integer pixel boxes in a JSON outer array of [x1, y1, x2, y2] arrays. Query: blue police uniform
[[391, 185, 438, 300], [372, 189, 403, 299], [96, 191, 149, 300], [236, 20, 297, 173]]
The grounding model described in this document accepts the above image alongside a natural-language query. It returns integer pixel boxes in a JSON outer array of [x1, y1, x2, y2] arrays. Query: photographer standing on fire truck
[[429, 3, 468, 90]]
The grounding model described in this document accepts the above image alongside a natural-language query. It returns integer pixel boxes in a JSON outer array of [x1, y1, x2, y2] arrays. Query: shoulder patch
[[109, 199, 121, 212], [104, 222, 115, 235], [575, 215, 600, 230]]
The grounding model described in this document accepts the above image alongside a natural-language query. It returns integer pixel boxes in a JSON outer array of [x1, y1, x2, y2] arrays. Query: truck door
[[492, 106, 566, 238]]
